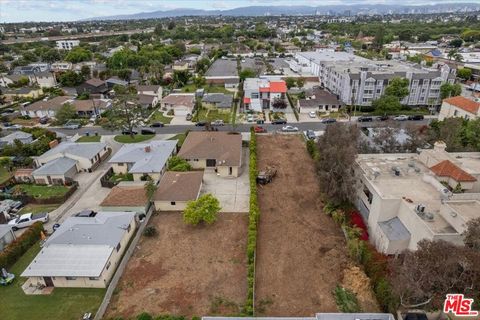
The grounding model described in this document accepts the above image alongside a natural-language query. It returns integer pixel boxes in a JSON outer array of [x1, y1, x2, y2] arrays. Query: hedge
[[0, 221, 44, 269], [244, 127, 259, 315]]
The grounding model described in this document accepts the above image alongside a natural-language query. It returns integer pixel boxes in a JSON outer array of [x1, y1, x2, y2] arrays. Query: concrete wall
[[111, 163, 128, 174], [154, 200, 189, 211], [217, 165, 239, 177]]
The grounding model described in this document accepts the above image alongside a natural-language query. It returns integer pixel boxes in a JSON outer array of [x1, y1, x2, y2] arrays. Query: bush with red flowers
[[349, 210, 369, 241]]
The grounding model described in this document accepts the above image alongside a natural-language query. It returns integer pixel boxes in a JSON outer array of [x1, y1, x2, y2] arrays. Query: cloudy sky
[[0, 0, 471, 23]]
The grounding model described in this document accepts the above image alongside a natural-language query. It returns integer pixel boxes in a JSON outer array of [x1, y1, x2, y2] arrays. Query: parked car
[[305, 130, 316, 140], [376, 115, 389, 121], [39, 116, 49, 124], [253, 126, 267, 133], [271, 118, 287, 125], [121, 128, 138, 135], [8, 212, 49, 231], [320, 118, 336, 124], [247, 115, 255, 122], [150, 122, 164, 128], [186, 113, 192, 121], [63, 121, 81, 129], [2, 122, 12, 127], [393, 115, 408, 121], [357, 116, 373, 122], [408, 115, 425, 121], [212, 120, 225, 126], [195, 121, 207, 126], [74, 210, 97, 218], [282, 125, 299, 132], [308, 111, 317, 118], [141, 128, 156, 135]]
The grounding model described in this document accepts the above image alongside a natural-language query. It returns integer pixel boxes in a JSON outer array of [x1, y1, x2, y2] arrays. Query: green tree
[[449, 38, 463, 48], [154, 23, 163, 36], [372, 95, 401, 115], [55, 103, 77, 124], [398, 29, 413, 41], [457, 68, 472, 81], [144, 180, 157, 200], [440, 83, 462, 99], [285, 77, 296, 89], [183, 193, 221, 225], [58, 70, 84, 87], [239, 68, 256, 81], [385, 78, 410, 100], [65, 47, 92, 63], [80, 65, 91, 78], [172, 70, 190, 88], [167, 156, 192, 171], [196, 57, 211, 74], [0, 157, 14, 174]]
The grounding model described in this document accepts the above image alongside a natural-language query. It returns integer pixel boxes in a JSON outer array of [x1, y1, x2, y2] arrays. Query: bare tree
[[464, 218, 480, 251], [316, 123, 359, 205]]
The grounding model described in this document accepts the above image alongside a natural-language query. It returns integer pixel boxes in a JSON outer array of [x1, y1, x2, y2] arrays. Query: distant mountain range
[[83, 3, 480, 21]]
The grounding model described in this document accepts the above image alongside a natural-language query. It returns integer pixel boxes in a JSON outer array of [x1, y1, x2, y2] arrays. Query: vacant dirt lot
[[106, 212, 248, 318], [255, 135, 349, 316]]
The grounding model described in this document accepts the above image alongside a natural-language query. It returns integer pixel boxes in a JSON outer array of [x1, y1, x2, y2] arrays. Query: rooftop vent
[[391, 166, 401, 176]]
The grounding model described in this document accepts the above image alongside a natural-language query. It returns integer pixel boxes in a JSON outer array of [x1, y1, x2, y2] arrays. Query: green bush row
[[244, 128, 259, 316], [0, 221, 44, 269]]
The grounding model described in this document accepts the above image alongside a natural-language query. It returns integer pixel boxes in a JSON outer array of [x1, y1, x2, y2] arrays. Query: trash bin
[[85, 132, 90, 136], [94, 131, 98, 136]]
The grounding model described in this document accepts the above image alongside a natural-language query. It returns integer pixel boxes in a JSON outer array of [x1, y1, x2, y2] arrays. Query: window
[[89, 277, 99, 280], [454, 110, 458, 116], [106, 261, 111, 270], [127, 223, 131, 232], [194, 159, 199, 162], [116, 243, 121, 252], [251, 93, 259, 99], [66, 276, 77, 280], [171, 201, 176, 205]]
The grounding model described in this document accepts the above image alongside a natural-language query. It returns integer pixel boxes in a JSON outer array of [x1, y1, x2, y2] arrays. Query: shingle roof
[[153, 171, 203, 202], [32, 157, 77, 176], [85, 78, 105, 87], [109, 140, 177, 174], [38, 142, 106, 161], [202, 93, 233, 108], [444, 96, 480, 115], [178, 132, 242, 167], [137, 85, 160, 92], [430, 160, 477, 182], [21, 212, 136, 277], [70, 99, 110, 112], [26, 96, 71, 111], [0, 131, 32, 143], [138, 94, 155, 106], [161, 94, 195, 108], [100, 185, 148, 207]]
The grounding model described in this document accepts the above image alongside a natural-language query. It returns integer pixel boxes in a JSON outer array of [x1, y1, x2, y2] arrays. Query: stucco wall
[[154, 200, 188, 211]]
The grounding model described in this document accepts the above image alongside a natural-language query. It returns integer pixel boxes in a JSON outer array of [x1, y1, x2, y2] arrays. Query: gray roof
[[378, 217, 411, 241], [0, 224, 13, 239], [38, 142, 106, 161], [21, 212, 135, 277], [109, 140, 177, 174], [205, 59, 239, 78], [0, 131, 32, 144], [202, 93, 233, 108], [32, 157, 77, 176]]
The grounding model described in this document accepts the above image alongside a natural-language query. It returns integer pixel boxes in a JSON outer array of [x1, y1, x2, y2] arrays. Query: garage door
[[174, 108, 188, 116]]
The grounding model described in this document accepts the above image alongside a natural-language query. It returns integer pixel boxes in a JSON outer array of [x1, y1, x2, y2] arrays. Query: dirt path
[[254, 135, 349, 316], [106, 212, 248, 318]]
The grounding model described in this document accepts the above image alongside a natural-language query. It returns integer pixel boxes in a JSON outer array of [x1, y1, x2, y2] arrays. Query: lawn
[[196, 108, 231, 123], [20, 203, 60, 214], [181, 84, 234, 95], [114, 134, 154, 143], [168, 132, 187, 146], [76, 135, 101, 142], [108, 173, 133, 183], [16, 184, 70, 199], [0, 166, 12, 184], [149, 110, 173, 124], [0, 243, 105, 320]]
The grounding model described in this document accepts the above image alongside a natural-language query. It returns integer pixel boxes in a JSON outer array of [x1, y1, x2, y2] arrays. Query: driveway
[[170, 116, 192, 125], [200, 148, 250, 213]]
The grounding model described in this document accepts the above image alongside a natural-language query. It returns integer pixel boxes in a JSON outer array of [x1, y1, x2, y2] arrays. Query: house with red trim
[[243, 78, 287, 112]]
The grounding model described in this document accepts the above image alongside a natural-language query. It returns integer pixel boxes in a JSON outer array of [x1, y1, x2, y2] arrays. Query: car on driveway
[[195, 121, 207, 126], [282, 125, 299, 132], [272, 118, 287, 125], [393, 115, 408, 121], [150, 122, 164, 128], [141, 128, 156, 135], [253, 126, 267, 133], [320, 118, 336, 124], [358, 116, 373, 122], [408, 115, 425, 121], [309, 111, 317, 118], [305, 130, 316, 140], [8, 212, 49, 231]]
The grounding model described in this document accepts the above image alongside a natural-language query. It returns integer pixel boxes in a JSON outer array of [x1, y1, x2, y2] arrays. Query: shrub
[[183, 194, 220, 225], [333, 285, 361, 312], [167, 156, 192, 172], [0, 221, 44, 268], [306, 139, 317, 159], [137, 313, 153, 320], [143, 226, 158, 237]]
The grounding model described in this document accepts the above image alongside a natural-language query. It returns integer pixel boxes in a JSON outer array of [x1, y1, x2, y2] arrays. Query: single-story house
[[138, 94, 158, 108], [2, 87, 43, 101], [0, 224, 16, 252], [100, 183, 150, 214], [105, 77, 130, 89], [14, 168, 34, 183], [136, 85, 162, 100], [21, 211, 137, 288], [34, 142, 109, 185], [69, 99, 112, 117], [0, 131, 33, 147], [178, 132, 242, 177], [439, 96, 480, 121], [297, 88, 343, 114], [20, 96, 72, 118], [109, 140, 178, 182], [153, 171, 204, 211], [161, 93, 195, 116], [202, 93, 233, 110], [76, 78, 109, 97]]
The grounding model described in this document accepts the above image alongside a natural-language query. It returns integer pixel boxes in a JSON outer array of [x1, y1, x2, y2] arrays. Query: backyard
[[149, 110, 173, 124], [19, 203, 61, 214], [181, 84, 234, 95], [114, 134, 154, 143], [15, 184, 70, 199], [0, 166, 12, 184], [0, 243, 105, 320], [195, 108, 232, 123], [106, 212, 248, 318], [254, 135, 350, 315]]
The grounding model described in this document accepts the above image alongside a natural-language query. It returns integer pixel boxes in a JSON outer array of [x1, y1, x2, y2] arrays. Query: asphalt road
[[52, 119, 431, 136]]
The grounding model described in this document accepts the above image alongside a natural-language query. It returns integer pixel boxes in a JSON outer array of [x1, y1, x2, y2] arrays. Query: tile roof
[[153, 171, 204, 202], [444, 96, 480, 115], [269, 81, 287, 93], [178, 132, 242, 167], [100, 185, 148, 207], [430, 160, 477, 182]]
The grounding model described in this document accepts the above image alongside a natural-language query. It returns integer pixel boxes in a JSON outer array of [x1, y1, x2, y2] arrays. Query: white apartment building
[[243, 77, 287, 112], [439, 96, 480, 121], [56, 40, 80, 50], [294, 50, 456, 107], [356, 142, 480, 255]]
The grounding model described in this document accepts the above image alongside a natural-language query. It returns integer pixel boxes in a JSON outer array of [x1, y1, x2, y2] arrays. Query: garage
[[174, 107, 189, 116]]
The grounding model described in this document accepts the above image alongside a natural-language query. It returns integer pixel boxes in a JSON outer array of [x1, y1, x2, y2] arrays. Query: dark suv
[[408, 115, 424, 121], [271, 118, 287, 125], [358, 116, 373, 122]]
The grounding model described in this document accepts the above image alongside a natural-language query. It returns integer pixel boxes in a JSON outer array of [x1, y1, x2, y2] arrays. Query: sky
[[0, 0, 473, 23]]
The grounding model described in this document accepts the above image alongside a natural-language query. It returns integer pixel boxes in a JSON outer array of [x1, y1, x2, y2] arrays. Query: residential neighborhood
[[0, 1, 480, 320]]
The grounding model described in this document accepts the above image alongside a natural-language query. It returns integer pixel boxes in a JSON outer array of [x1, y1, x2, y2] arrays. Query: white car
[[8, 212, 49, 231], [282, 125, 299, 132], [309, 111, 317, 118], [393, 115, 408, 121]]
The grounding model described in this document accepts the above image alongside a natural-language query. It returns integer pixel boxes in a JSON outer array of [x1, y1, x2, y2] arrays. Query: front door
[[206, 159, 216, 167], [43, 277, 54, 287]]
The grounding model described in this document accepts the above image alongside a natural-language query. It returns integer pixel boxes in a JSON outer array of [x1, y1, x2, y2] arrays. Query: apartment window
[[116, 243, 121, 252], [171, 201, 176, 205], [89, 277, 100, 281], [106, 261, 111, 270], [66, 276, 77, 280]]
